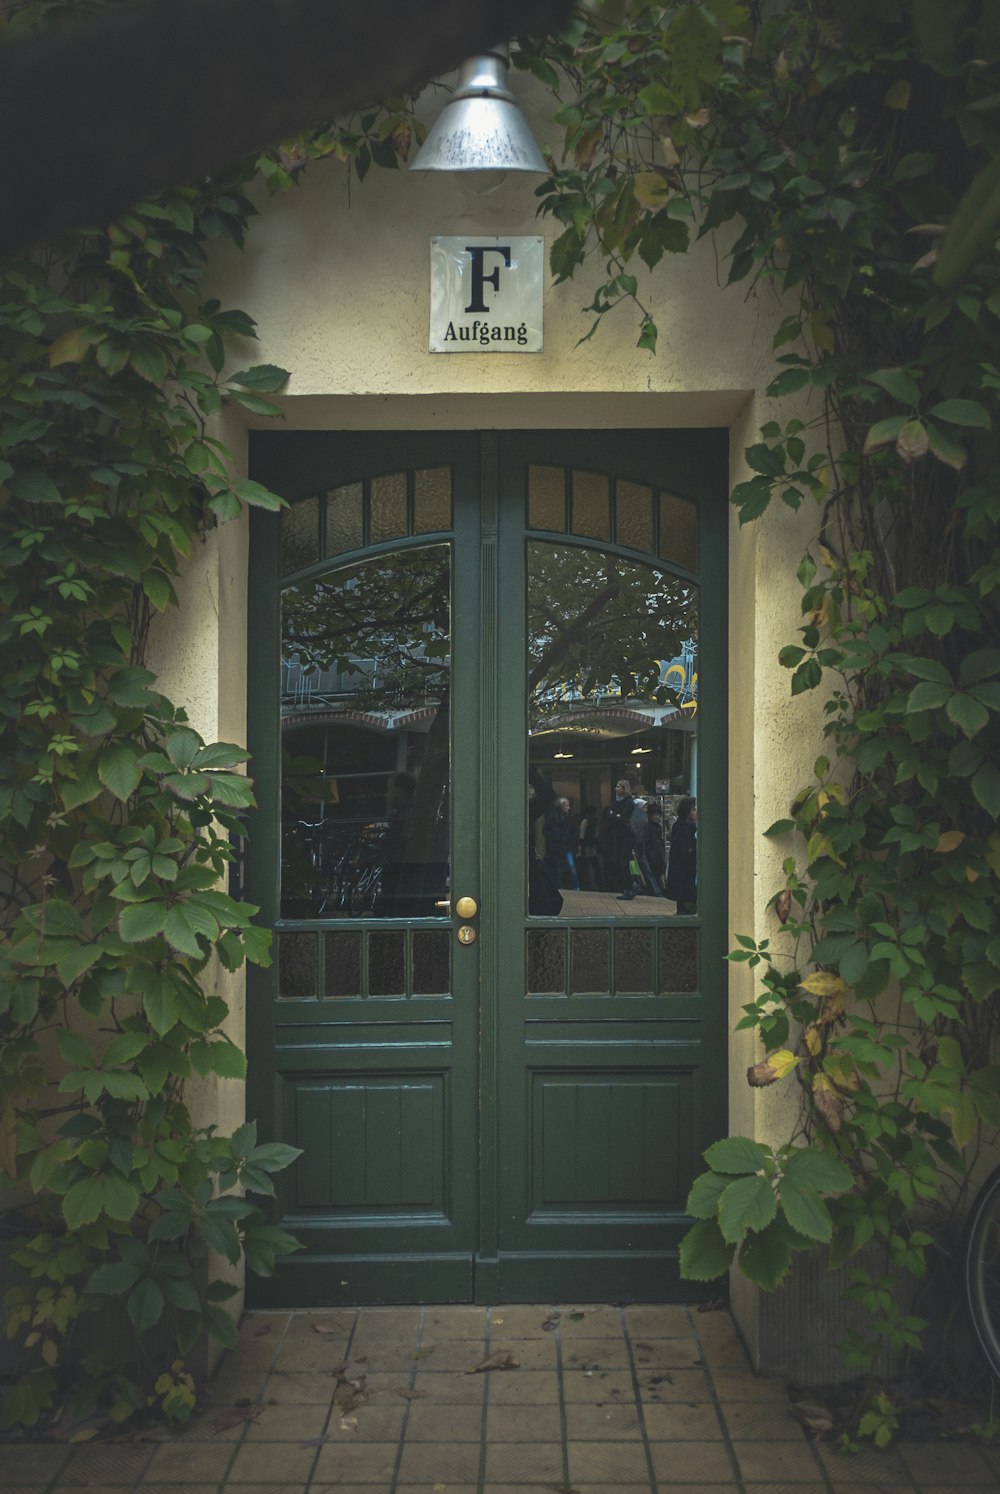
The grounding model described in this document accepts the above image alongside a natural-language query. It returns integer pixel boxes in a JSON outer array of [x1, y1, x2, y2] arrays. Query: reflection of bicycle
[[348, 858, 383, 917], [965, 1164, 1000, 1382]]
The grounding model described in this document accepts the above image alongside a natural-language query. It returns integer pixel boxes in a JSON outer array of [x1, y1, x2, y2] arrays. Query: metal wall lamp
[[409, 43, 547, 185]]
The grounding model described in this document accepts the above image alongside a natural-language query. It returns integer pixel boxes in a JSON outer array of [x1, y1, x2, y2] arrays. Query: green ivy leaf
[[737, 1217, 794, 1289], [717, 1174, 778, 1244], [164, 901, 219, 956], [127, 1277, 165, 1333], [678, 1217, 736, 1281], [946, 693, 988, 737], [703, 1136, 770, 1175], [119, 901, 169, 943], [972, 764, 1000, 816], [778, 1179, 833, 1241], [98, 744, 142, 801], [928, 398, 991, 428]]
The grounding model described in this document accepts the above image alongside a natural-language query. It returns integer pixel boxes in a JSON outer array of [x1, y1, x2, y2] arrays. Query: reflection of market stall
[[279, 542, 452, 919]]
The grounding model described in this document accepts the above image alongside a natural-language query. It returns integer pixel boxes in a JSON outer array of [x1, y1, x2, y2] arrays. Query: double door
[[246, 429, 727, 1304]]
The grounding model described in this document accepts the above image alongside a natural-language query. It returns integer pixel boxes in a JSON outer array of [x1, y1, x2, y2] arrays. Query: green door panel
[[246, 429, 728, 1306]]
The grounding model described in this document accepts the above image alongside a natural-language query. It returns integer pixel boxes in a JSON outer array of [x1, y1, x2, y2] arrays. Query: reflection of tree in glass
[[527, 543, 697, 730], [282, 546, 450, 714]]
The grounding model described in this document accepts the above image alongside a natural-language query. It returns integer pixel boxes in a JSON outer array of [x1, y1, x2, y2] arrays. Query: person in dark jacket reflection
[[664, 796, 697, 914]]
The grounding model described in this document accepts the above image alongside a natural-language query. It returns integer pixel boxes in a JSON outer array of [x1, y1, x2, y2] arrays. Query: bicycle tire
[[964, 1163, 1000, 1382]]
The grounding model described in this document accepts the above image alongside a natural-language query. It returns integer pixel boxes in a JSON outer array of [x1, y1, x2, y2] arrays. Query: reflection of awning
[[531, 702, 695, 738], [282, 705, 439, 733]]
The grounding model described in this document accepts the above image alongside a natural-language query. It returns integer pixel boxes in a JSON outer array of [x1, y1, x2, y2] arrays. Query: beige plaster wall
[[158, 71, 831, 1342]]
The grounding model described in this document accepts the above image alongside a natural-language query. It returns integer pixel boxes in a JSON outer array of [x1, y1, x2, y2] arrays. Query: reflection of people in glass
[[610, 777, 641, 901], [665, 796, 697, 914], [577, 804, 601, 890], [528, 767, 565, 916], [544, 796, 580, 891], [638, 801, 667, 898]]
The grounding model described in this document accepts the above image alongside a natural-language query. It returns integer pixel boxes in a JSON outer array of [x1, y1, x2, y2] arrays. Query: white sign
[[430, 236, 543, 353]]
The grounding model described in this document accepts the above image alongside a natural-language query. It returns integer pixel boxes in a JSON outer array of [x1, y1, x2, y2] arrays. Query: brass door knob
[[454, 895, 478, 919]]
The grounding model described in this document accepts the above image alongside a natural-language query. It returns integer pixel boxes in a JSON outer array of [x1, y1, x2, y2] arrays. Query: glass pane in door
[[526, 540, 699, 918], [280, 544, 452, 919]]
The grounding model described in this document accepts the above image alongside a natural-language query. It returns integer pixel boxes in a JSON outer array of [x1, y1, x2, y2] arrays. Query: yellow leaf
[[818, 544, 838, 570], [684, 108, 711, 128], [48, 327, 90, 367], [966, 866, 979, 882], [659, 135, 680, 168], [886, 79, 911, 110], [41, 1338, 58, 1366], [71, 1428, 99, 1442], [804, 1025, 823, 1057], [943, 1090, 977, 1147], [800, 971, 849, 1000], [574, 126, 603, 170], [936, 830, 965, 853], [769, 1048, 800, 1078], [633, 170, 670, 210], [811, 312, 835, 353]]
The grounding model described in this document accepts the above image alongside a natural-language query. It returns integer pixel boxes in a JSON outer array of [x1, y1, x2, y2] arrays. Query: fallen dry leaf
[[254, 1324, 272, 1337], [466, 1349, 519, 1374], [792, 1399, 835, 1434], [329, 1362, 348, 1376], [211, 1405, 261, 1432], [412, 1346, 435, 1360], [541, 1312, 561, 1332], [312, 1323, 340, 1336], [394, 1386, 430, 1400], [339, 1413, 359, 1432]]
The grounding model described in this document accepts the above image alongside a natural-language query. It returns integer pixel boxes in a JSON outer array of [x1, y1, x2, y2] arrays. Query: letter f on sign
[[464, 245, 512, 313]]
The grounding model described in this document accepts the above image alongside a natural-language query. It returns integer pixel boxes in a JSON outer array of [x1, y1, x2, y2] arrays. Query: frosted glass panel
[[527, 929, 565, 994], [413, 930, 451, 995], [659, 491, 698, 570], [528, 465, 565, 532], [571, 470, 610, 541], [325, 482, 363, 556], [277, 932, 317, 1000], [570, 929, 610, 995], [414, 467, 452, 534], [659, 927, 698, 993], [616, 480, 653, 555], [281, 495, 319, 574], [370, 471, 407, 543], [369, 930, 405, 996], [324, 931, 361, 999], [615, 928, 653, 994]]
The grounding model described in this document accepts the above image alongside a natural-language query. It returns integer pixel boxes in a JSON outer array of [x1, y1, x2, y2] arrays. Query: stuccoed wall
[[176, 73, 826, 1361]]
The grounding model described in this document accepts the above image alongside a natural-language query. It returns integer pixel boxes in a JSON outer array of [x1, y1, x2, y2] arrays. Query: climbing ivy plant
[[516, 0, 1000, 1405]]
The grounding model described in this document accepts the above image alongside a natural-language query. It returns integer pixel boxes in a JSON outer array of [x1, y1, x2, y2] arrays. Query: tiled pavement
[[2, 1303, 997, 1493]]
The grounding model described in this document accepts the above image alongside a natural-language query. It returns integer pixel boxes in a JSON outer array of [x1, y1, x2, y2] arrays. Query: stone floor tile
[[635, 1367, 715, 1403], [625, 1304, 694, 1338], [709, 1369, 792, 1403], [562, 1368, 633, 1403], [566, 1438, 652, 1484], [260, 1370, 337, 1404], [284, 1310, 358, 1337], [557, 1306, 625, 1337], [312, 1440, 399, 1485], [565, 1400, 644, 1439], [630, 1336, 705, 1369], [243, 1401, 330, 1440], [410, 1369, 487, 1405], [483, 1370, 559, 1404], [324, 1405, 407, 1443], [487, 1306, 557, 1338], [342, 1342, 420, 1373], [58, 1444, 154, 1484], [561, 1337, 631, 1371], [408, 1339, 491, 1372], [485, 1403, 562, 1441], [128, 1485, 219, 1494], [640, 1400, 725, 1440], [422, 1306, 488, 1337], [204, 1368, 270, 1404], [898, 1441, 994, 1484], [484, 1337, 557, 1370], [719, 1400, 808, 1440], [648, 1438, 737, 1483], [353, 1307, 422, 1339], [271, 1339, 351, 1373], [239, 1312, 291, 1339], [484, 1441, 566, 1484], [226, 1441, 317, 1483], [827, 1486, 919, 1494], [0, 1444, 74, 1482], [817, 1443, 913, 1484], [695, 1333, 751, 1369], [733, 1438, 826, 1483], [396, 1439, 482, 1483], [174, 1410, 249, 1441], [920, 1487, 997, 1493], [404, 1401, 483, 1441], [141, 1441, 234, 1483]]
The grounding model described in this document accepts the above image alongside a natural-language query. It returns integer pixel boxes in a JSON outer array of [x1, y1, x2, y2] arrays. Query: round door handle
[[455, 895, 478, 919]]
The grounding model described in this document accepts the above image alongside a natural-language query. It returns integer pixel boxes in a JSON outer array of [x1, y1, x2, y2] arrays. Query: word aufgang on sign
[[430, 236, 543, 353]]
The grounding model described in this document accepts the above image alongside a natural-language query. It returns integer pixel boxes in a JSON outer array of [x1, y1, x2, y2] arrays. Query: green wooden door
[[246, 429, 727, 1306]]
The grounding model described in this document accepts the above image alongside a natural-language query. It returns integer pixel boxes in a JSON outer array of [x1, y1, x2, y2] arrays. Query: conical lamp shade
[[410, 48, 546, 175]]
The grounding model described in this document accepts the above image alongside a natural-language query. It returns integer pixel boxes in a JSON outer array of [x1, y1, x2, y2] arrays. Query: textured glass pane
[[414, 467, 452, 534], [369, 930, 405, 996], [324, 931, 361, 998], [325, 482, 363, 557], [571, 470, 610, 541], [527, 929, 565, 994], [570, 929, 610, 995], [659, 491, 698, 571], [281, 544, 452, 919], [281, 495, 319, 574], [528, 465, 565, 532], [659, 927, 698, 993], [616, 480, 653, 555], [370, 471, 407, 543], [277, 932, 317, 1000], [413, 930, 451, 994], [614, 928, 653, 994]]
